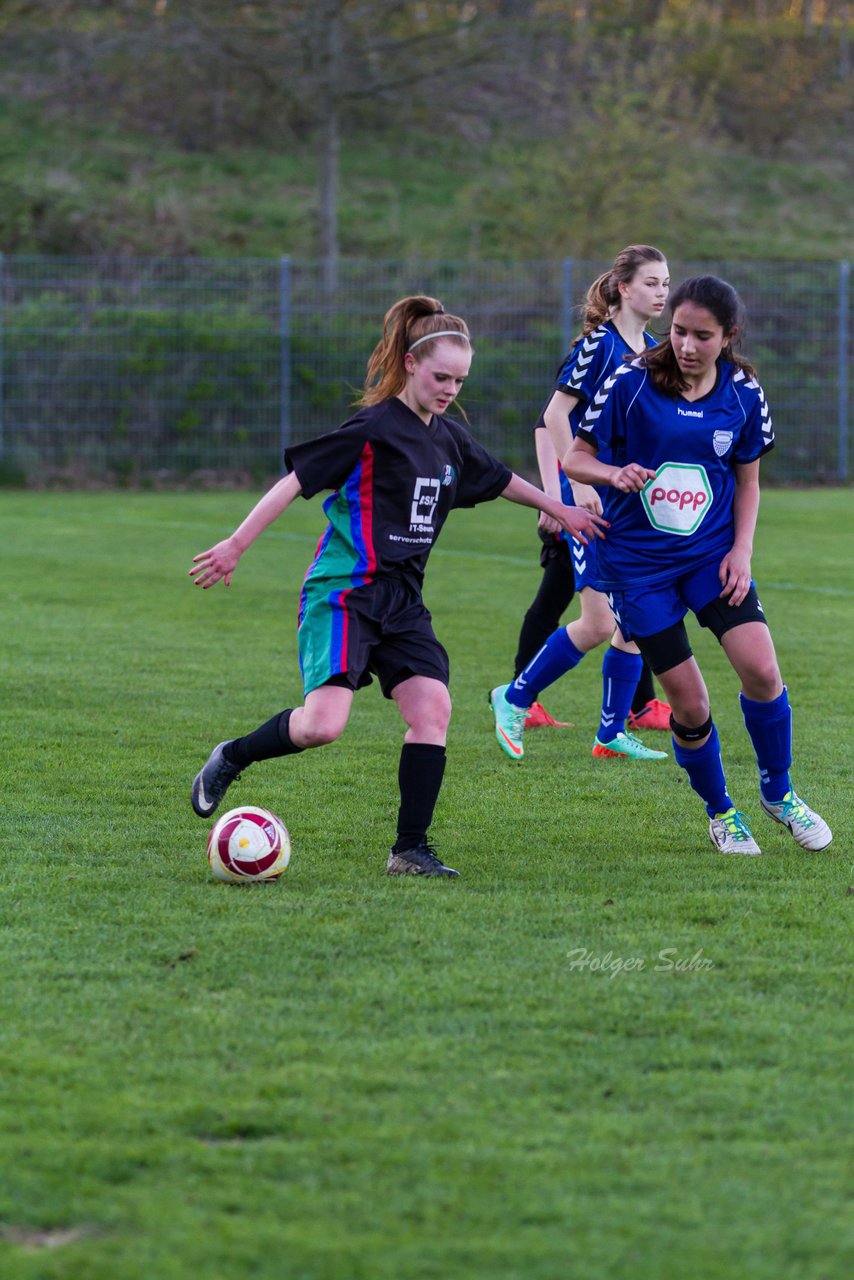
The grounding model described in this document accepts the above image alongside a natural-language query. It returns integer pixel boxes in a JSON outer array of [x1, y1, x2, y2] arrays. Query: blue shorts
[[604, 558, 729, 642], [569, 534, 600, 593]]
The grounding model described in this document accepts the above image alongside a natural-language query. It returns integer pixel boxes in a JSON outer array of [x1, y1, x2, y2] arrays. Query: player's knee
[[669, 710, 713, 742], [298, 716, 346, 748], [417, 696, 450, 737], [408, 689, 452, 738], [589, 620, 614, 649], [568, 617, 610, 652], [741, 661, 782, 702]]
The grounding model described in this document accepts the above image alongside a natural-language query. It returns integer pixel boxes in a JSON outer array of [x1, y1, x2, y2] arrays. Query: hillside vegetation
[[0, 1, 850, 261]]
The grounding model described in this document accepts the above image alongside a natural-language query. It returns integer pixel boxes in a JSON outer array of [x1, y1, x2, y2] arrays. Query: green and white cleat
[[489, 684, 527, 761], [709, 808, 762, 855], [759, 790, 832, 851], [592, 731, 668, 761]]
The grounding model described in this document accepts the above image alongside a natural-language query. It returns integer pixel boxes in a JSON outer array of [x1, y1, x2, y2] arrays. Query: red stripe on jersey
[[334, 442, 376, 670], [358, 442, 377, 578]]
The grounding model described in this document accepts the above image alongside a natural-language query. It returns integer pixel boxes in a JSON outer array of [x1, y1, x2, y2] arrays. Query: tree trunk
[[319, 6, 341, 296], [320, 103, 340, 294]]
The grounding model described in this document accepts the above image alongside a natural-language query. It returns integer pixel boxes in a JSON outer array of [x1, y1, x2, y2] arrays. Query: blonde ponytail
[[360, 295, 471, 406]]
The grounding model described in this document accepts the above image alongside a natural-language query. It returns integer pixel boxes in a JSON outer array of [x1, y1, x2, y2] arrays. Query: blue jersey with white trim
[[545, 320, 658, 506], [578, 358, 775, 588]]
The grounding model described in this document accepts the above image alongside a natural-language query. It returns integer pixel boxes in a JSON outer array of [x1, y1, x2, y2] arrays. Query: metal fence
[[0, 255, 850, 485]]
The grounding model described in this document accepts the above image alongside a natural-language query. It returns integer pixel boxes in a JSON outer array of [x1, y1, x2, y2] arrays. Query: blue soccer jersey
[[538, 321, 659, 508], [577, 358, 775, 589]]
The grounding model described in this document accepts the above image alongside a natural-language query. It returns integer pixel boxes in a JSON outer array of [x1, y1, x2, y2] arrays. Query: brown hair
[[637, 275, 758, 397], [360, 295, 471, 406], [577, 244, 667, 340]]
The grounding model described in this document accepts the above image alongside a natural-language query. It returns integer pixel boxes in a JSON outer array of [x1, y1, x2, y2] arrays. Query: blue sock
[[506, 627, 585, 708], [597, 647, 644, 743], [739, 687, 792, 803], [672, 724, 733, 818]]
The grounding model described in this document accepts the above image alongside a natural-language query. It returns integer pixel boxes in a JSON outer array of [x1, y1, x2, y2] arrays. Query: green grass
[[1, 490, 852, 1279]]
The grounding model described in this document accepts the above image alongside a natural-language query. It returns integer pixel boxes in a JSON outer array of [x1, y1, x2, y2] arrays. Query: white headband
[[407, 329, 470, 353]]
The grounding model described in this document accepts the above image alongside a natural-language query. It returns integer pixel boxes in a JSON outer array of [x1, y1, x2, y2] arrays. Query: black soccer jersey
[[284, 397, 512, 588]]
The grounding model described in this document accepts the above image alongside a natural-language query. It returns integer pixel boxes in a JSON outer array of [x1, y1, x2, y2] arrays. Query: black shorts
[[298, 576, 450, 699], [538, 527, 572, 570]]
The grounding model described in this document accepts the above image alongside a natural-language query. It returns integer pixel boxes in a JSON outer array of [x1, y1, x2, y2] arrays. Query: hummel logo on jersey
[[735, 368, 774, 447], [568, 329, 604, 386], [677, 406, 703, 418], [582, 363, 632, 426]]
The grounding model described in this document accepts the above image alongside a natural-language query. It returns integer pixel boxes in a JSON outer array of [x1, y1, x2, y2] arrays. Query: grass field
[[2, 489, 852, 1279]]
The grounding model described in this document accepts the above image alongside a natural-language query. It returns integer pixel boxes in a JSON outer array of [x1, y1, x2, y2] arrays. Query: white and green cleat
[[759, 790, 832, 851], [592, 731, 668, 761], [489, 684, 527, 761], [709, 808, 762, 855]]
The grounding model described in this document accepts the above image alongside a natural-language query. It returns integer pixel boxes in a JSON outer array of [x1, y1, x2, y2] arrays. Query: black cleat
[[191, 741, 242, 818], [386, 841, 460, 878]]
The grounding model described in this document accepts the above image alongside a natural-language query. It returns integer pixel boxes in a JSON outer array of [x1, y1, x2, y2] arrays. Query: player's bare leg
[[289, 685, 354, 748]]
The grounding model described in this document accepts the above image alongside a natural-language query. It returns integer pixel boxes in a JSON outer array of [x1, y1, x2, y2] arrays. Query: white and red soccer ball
[[207, 806, 291, 883]]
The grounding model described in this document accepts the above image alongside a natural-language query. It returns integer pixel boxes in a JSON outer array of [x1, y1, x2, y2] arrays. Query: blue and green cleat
[[489, 684, 527, 761], [592, 731, 667, 761]]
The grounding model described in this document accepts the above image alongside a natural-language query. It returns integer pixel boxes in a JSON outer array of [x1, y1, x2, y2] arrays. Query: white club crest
[[713, 430, 733, 457]]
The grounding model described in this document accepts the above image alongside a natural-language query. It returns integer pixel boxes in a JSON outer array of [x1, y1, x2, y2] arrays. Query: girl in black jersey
[[189, 295, 605, 878]]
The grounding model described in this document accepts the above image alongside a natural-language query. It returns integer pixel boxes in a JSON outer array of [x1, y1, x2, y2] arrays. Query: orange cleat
[[524, 701, 574, 730], [627, 698, 672, 732]]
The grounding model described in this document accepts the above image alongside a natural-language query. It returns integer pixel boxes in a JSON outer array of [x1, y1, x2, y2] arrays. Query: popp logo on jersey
[[640, 463, 713, 537]]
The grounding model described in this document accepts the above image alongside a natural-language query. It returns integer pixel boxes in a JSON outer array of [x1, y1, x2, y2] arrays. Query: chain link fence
[[0, 255, 850, 486]]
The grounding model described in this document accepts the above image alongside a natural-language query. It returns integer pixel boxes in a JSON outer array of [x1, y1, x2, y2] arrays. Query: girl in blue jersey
[[564, 275, 831, 855], [492, 245, 672, 762], [188, 295, 605, 878]]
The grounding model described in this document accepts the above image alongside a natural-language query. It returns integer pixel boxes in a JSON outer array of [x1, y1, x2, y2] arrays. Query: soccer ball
[[207, 806, 291, 883]]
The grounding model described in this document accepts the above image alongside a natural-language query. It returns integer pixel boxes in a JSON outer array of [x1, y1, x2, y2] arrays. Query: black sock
[[630, 660, 656, 715], [225, 709, 304, 770], [395, 743, 446, 852]]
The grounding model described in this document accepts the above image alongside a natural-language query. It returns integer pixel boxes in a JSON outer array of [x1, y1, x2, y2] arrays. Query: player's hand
[[719, 546, 752, 607], [537, 510, 562, 536], [189, 537, 243, 589], [611, 463, 655, 493], [557, 506, 608, 545], [569, 481, 603, 515]]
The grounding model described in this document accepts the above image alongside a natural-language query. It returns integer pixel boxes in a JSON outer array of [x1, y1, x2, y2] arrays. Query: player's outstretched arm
[[499, 472, 607, 543], [189, 471, 303, 589], [564, 437, 655, 493]]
